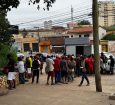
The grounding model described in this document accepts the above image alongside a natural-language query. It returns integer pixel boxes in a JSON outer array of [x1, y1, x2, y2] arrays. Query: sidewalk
[[0, 75, 115, 105]]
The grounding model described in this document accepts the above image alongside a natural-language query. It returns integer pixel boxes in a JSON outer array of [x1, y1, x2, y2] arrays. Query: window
[[23, 43, 30, 52], [84, 34, 89, 37], [32, 43, 39, 52], [79, 35, 81, 37]]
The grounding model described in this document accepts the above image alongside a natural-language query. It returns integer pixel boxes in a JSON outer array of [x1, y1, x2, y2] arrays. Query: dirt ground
[[0, 74, 115, 105]]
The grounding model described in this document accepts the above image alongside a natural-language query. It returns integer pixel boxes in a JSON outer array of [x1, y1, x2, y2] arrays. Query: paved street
[[0, 74, 115, 105]]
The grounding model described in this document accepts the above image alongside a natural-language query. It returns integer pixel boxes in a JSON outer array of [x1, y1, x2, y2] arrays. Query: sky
[[7, 0, 114, 29]]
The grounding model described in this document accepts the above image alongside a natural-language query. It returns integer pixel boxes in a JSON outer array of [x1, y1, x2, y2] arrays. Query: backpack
[[60, 60, 67, 71]]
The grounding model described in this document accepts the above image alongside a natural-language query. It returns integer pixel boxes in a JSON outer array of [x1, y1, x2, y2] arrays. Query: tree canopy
[[0, 0, 56, 11], [102, 34, 115, 41], [103, 25, 115, 32], [0, 0, 56, 46], [78, 20, 91, 25], [0, 11, 14, 45]]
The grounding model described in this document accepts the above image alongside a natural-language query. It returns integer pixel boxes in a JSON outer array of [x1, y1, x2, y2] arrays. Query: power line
[[13, 0, 91, 23], [23, 13, 92, 29], [16, 7, 91, 26]]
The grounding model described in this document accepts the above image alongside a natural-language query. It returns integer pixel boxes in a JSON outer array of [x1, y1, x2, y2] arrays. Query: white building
[[44, 20, 52, 29], [65, 26, 107, 56]]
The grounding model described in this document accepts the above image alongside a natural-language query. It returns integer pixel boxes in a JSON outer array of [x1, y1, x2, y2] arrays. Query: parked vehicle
[[100, 52, 115, 74], [17, 52, 24, 58]]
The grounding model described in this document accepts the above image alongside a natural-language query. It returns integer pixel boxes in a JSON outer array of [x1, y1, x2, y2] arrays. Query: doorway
[[76, 46, 84, 55]]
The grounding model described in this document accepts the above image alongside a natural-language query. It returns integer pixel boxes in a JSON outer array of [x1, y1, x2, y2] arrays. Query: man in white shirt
[[45, 55, 54, 85], [18, 57, 25, 84]]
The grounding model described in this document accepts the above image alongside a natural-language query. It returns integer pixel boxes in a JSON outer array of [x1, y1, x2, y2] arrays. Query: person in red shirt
[[88, 55, 94, 74], [53, 56, 61, 84]]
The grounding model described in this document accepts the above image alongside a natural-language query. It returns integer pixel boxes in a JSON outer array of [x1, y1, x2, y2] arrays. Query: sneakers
[[86, 84, 90, 86], [78, 84, 90, 86], [78, 84, 82, 86]]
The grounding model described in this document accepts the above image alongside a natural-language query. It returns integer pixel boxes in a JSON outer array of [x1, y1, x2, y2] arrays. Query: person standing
[[78, 56, 90, 86], [25, 56, 32, 79], [45, 55, 54, 85], [109, 55, 114, 74], [53, 56, 60, 84], [60, 56, 68, 84], [17, 57, 25, 84], [32, 56, 40, 83], [7, 54, 16, 90], [67, 57, 76, 82]]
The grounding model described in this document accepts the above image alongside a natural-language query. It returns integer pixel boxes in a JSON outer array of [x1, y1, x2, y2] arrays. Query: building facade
[[65, 26, 107, 56], [99, 1, 115, 27]]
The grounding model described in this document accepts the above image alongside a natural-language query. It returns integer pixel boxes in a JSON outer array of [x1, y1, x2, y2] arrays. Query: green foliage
[[104, 25, 115, 32], [0, 0, 20, 11], [0, 0, 56, 11], [0, 70, 5, 76], [0, 43, 17, 68], [102, 34, 115, 40], [9, 47, 17, 62], [0, 11, 14, 46], [78, 20, 91, 25], [0, 44, 10, 68]]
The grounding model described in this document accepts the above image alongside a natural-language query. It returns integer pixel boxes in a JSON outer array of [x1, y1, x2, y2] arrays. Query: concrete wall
[[84, 46, 91, 56], [66, 46, 76, 56], [66, 45, 92, 57], [99, 27, 106, 40], [108, 41, 115, 53]]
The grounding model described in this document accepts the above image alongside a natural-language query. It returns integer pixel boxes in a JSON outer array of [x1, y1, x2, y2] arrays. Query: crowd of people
[[5, 52, 114, 90]]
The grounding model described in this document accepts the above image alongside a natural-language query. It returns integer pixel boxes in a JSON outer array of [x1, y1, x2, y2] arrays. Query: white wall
[[98, 27, 106, 40], [84, 46, 91, 56], [66, 46, 76, 56], [91, 45, 102, 54], [108, 41, 115, 53]]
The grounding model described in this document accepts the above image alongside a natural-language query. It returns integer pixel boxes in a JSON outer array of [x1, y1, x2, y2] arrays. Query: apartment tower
[[99, 0, 115, 27]]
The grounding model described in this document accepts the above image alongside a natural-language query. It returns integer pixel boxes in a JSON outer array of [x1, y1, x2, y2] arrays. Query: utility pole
[[71, 5, 73, 24], [93, 0, 102, 92], [71, 5, 73, 29]]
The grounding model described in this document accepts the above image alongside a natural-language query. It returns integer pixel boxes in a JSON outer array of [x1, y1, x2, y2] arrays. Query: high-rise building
[[98, 0, 115, 27], [44, 20, 52, 29]]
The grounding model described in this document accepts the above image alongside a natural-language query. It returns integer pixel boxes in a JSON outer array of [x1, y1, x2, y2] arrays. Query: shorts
[[8, 72, 15, 80]]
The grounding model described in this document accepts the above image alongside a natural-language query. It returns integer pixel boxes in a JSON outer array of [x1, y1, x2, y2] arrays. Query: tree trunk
[[92, 0, 102, 92]]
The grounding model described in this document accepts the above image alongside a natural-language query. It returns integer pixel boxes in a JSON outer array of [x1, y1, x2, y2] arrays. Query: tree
[[0, 0, 56, 11], [0, 0, 55, 46], [78, 20, 91, 25], [102, 34, 115, 40], [0, 11, 14, 45]]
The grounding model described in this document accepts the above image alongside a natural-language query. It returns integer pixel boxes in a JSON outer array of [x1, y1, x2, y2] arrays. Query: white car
[[102, 52, 115, 73], [17, 52, 24, 58]]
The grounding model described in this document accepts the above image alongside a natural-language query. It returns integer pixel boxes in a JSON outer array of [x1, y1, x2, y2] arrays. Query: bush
[[0, 43, 17, 68], [102, 34, 115, 40]]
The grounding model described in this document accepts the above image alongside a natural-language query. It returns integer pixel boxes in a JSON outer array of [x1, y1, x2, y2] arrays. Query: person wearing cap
[[45, 55, 54, 85]]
